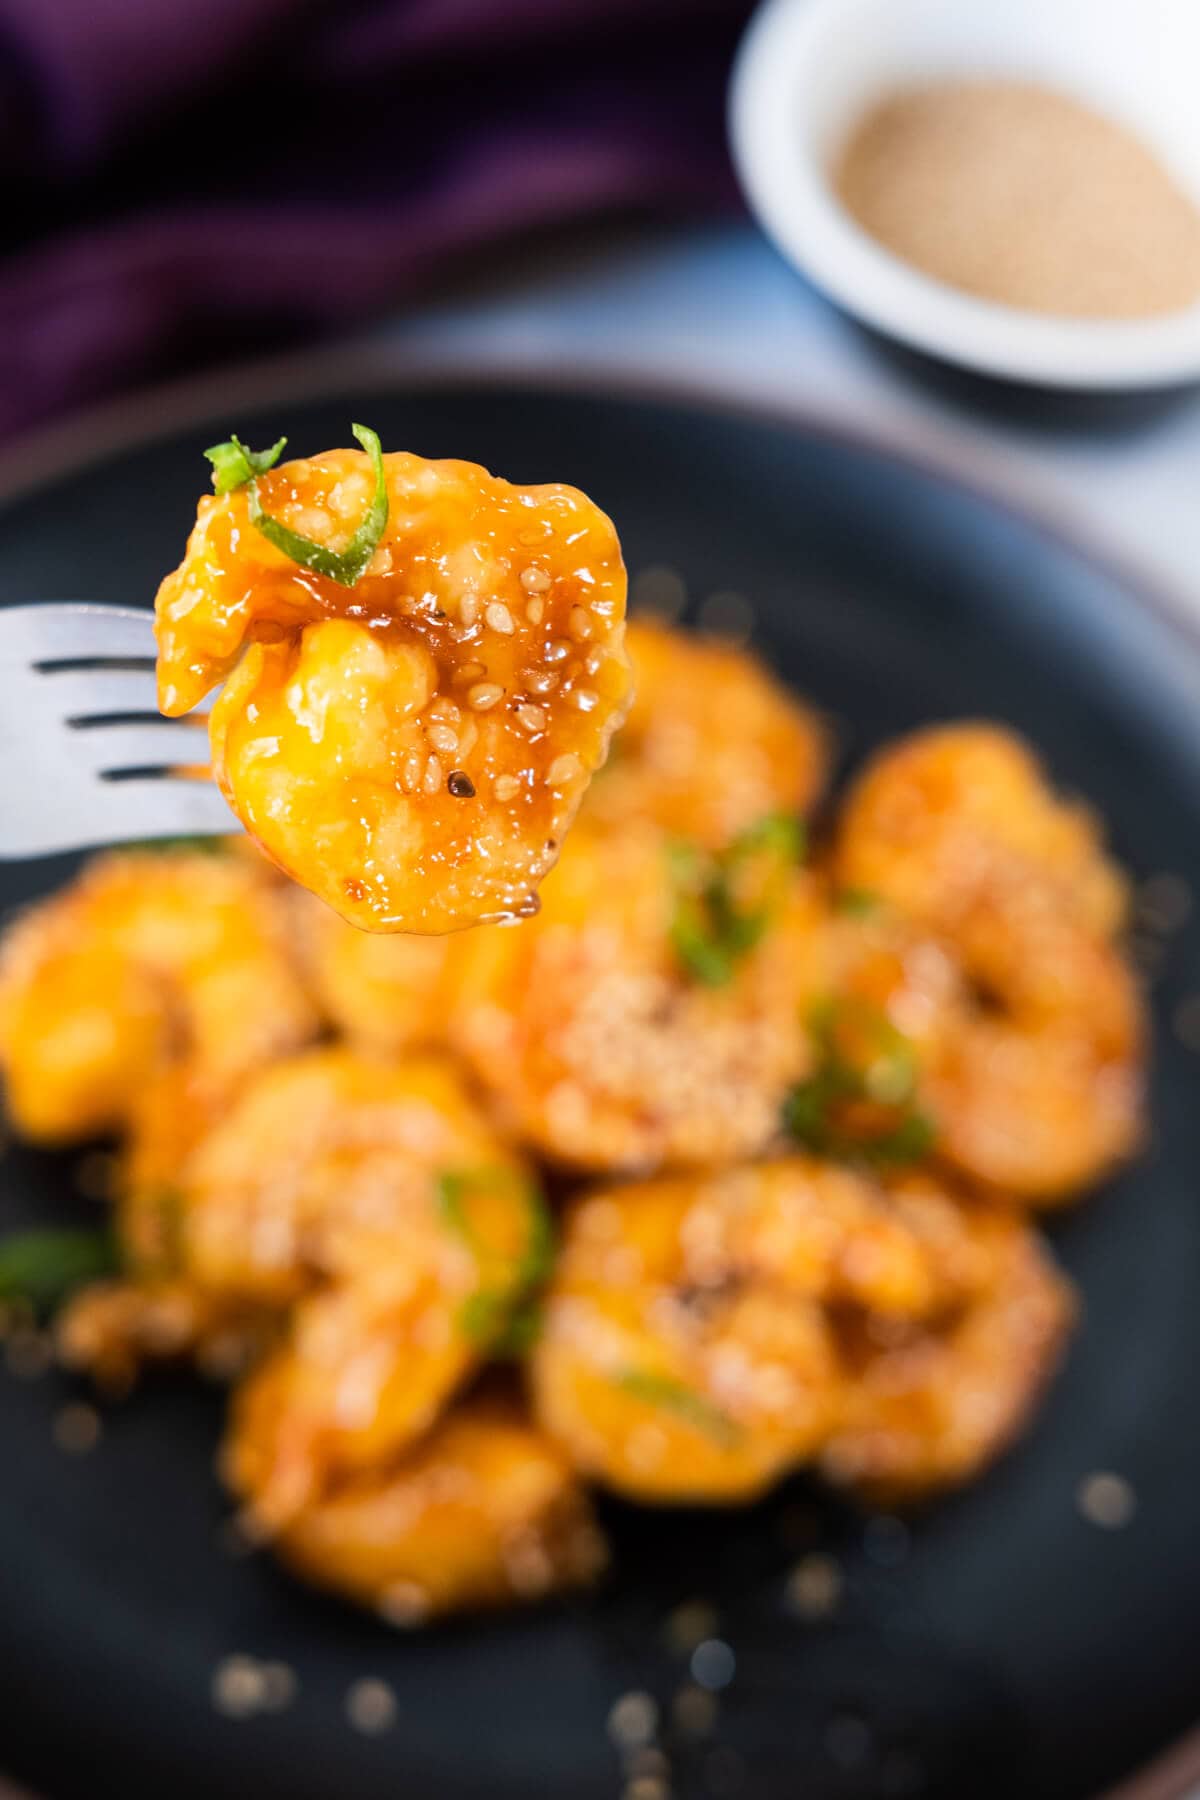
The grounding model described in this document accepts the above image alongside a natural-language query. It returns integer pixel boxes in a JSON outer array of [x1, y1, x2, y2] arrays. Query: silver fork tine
[[0, 603, 239, 859], [69, 721, 211, 776], [36, 667, 163, 718]]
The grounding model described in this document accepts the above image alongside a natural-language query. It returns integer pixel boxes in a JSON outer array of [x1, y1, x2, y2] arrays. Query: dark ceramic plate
[[0, 371, 1198, 1800]]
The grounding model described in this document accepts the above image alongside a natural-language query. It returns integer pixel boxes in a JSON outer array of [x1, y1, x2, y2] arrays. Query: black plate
[[0, 372, 1198, 1800]]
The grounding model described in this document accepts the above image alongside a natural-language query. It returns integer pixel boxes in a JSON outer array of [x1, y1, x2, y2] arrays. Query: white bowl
[[729, 0, 1200, 390]]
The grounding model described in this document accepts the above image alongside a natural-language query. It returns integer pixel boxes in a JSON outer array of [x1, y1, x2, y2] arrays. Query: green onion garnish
[[204, 434, 287, 494], [613, 1368, 739, 1445], [0, 1227, 117, 1314], [784, 995, 935, 1169], [668, 810, 805, 987], [203, 423, 389, 589], [835, 887, 881, 918], [436, 1169, 555, 1350]]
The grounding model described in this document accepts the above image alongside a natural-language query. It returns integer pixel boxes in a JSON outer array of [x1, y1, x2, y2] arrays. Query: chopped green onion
[[122, 836, 227, 857], [668, 809, 805, 987], [613, 1368, 739, 1445], [436, 1168, 555, 1351], [0, 1227, 117, 1314], [836, 887, 881, 917], [249, 422, 388, 588], [784, 996, 935, 1169], [204, 434, 287, 494]]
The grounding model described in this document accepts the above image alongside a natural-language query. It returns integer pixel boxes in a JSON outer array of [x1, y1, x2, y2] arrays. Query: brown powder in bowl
[[833, 80, 1200, 320]]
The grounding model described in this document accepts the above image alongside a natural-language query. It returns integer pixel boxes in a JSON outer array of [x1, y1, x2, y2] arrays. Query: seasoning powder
[[833, 80, 1200, 319]]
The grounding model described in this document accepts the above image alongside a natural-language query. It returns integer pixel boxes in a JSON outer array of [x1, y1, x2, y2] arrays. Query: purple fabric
[[0, 0, 751, 443]]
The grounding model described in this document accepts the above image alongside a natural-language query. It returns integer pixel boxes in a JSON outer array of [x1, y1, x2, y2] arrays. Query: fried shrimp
[[175, 1049, 547, 1526], [450, 814, 813, 1173], [226, 1387, 606, 1622], [290, 890, 456, 1057], [821, 1176, 1074, 1501], [531, 1158, 945, 1503], [0, 848, 315, 1143], [834, 725, 1145, 1199], [586, 618, 827, 845], [154, 439, 634, 933]]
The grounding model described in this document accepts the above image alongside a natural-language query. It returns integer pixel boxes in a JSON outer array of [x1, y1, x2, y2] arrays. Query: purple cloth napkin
[[0, 0, 751, 444]]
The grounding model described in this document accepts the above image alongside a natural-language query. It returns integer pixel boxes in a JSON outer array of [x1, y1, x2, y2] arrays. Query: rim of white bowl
[[729, 0, 1200, 391]]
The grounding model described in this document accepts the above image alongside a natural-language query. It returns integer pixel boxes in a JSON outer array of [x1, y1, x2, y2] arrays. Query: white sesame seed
[[469, 682, 504, 711], [545, 639, 570, 664], [1077, 1470, 1137, 1529], [346, 1677, 398, 1734], [459, 594, 479, 628], [525, 598, 544, 625], [422, 753, 442, 794], [427, 724, 459, 756], [690, 1638, 735, 1692], [520, 567, 551, 593], [607, 1690, 658, 1750], [785, 1552, 842, 1619], [485, 601, 515, 635], [366, 544, 393, 576], [53, 1402, 101, 1454], [212, 1655, 269, 1719], [548, 753, 581, 787], [494, 775, 521, 802], [516, 704, 546, 733], [571, 687, 599, 712], [400, 747, 422, 794], [378, 1581, 430, 1628], [568, 605, 593, 641], [292, 507, 333, 539], [523, 667, 559, 694], [427, 697, 460, 722], [454, 660, 486, 684]]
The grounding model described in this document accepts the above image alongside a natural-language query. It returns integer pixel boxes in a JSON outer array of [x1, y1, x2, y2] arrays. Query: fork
[[0, 604, 236, 858]]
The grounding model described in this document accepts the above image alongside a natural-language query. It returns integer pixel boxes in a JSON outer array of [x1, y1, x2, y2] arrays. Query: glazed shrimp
[[585, 618, 828, 845], [289, 888, 457, 1058], [834, 725, 1145, 1200], [0, 848, 316, 1144], [821, 1176, 1074, 1501], [172, 1049, 547, 1526], [450, 813, 814, 1173], [155, 436, 633, 933], [225, 1386, 607, 1622], [531, 1158, 944, 1503]]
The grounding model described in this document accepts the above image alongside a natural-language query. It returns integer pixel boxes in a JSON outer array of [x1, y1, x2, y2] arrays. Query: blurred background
[[6, 0, 1200, 615]]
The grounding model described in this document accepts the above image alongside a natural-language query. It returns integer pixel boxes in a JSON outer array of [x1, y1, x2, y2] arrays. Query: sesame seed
[[459, 595, 479, 628], [366, 544, 393, 576], [1077, 1470, 1137, 1529], [400, 748, 422, 794], [689, 1639, 735, 1692], [516, 704, 547, 733], [662, 1600, 719, 1656], [422, 753, 442, 794], [53, 1402, 101, 1454], [456, 718, 479, 759], [447, 771, 476, 798], [523, 667, 559, 694], [494, 775, 521, 801], [568, 605, 594, 641], [454, 660, 486, 684], [427, 724, 459, 756], [485, 602, 515, 635], [293, 506, 333, 539], [671, 1684, 718, 1738], [607, 1691, 658, 1750], [469, 682, 504, 711], [378, 1581, 430, 1628], [571, 687, 599, 712], [520, 567, 551, 593], [548, 753, 581, 787], [525, 598, 544, 625], [785, 1552, 842, 1619], [545, 639, 570, 664], [212, 1655, 269, 1719], [427, 697, 459, 722], [346, 1677, 397, 1735]]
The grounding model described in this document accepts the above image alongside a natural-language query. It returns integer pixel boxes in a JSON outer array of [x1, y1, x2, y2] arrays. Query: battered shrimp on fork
[[154, 430, 634, 933]]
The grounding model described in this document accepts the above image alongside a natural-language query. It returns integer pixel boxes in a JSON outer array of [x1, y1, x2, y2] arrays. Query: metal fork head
[[0, 603, 238, 859]]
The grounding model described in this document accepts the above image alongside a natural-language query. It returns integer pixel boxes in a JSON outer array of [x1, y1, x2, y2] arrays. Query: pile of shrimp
[[0, 617, 1143, 1624]]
